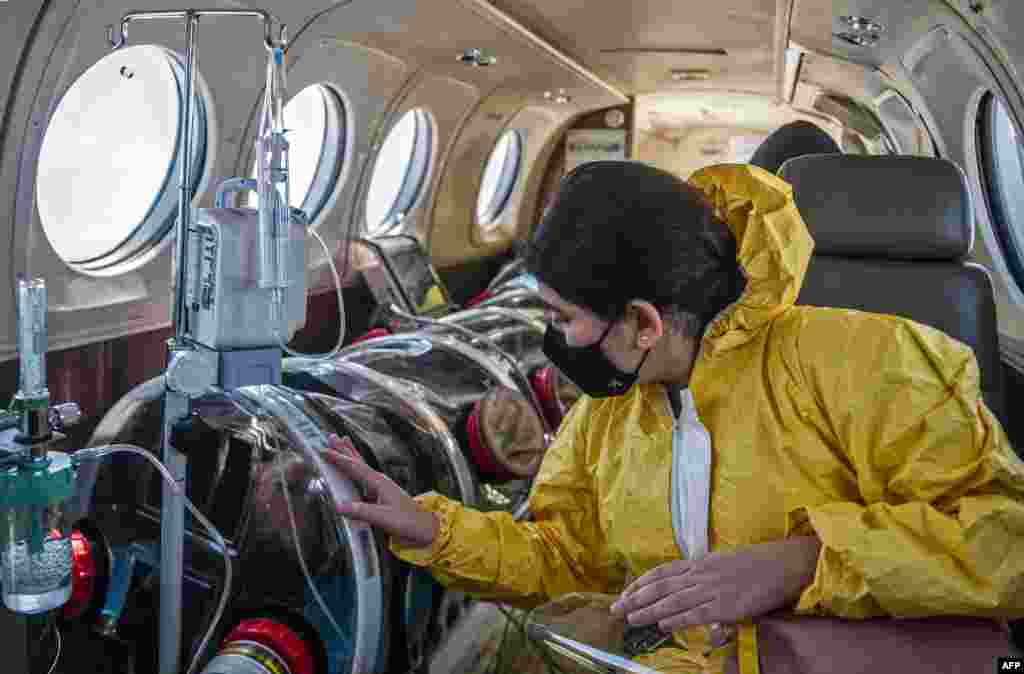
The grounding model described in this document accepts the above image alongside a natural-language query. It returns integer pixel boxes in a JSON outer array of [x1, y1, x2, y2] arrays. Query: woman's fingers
[[624, 584, 708, 626], [336, 500, 398, 530], [336, 499, 435, 548], [656, 597, 717, 632], [626, 560, 693, 594], [612, 561, 695, 615], [320, 448, 385, 501], [614, 575, 699, 620], [324, 434, 436, 548]]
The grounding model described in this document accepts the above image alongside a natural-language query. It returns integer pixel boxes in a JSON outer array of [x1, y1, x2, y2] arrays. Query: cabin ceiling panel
[[309, 0, 625, 110], [485, 0, 776, 94], [596, 48, 776, 96], [790, 0, 942, 70]]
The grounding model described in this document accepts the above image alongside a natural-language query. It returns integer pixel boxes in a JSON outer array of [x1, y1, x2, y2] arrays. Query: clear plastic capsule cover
[[76, 379, 385, 674]]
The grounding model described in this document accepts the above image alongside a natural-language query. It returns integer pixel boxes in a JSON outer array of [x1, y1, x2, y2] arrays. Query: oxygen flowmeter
[[0, 278, 79, 614]]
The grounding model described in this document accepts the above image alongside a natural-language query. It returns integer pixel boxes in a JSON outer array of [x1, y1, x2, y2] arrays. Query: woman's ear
[[627, 300, 664, 348]]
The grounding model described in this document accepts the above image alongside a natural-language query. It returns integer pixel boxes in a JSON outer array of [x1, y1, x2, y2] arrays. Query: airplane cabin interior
[[1, 1, 1024, 673]]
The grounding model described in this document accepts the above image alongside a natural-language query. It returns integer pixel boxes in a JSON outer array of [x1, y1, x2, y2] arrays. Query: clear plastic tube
[[256, 47, 291, 291], [46, 623, 61, 674], [71, 444, 231, 674], [216, 393, 350, 653], [272, 227, 347, 360], [16, 277, 48, 400], [269, 430, 349, 648]]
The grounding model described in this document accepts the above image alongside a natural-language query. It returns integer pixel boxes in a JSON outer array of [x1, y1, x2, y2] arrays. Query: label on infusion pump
[[189, 206, 307, 349], [199, 228, 218, 310]]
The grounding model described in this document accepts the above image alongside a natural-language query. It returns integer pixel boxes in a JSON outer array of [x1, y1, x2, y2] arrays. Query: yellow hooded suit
[[392, 164, 1024, 673]]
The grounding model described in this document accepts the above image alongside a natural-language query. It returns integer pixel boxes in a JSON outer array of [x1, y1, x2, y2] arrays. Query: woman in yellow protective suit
[[324, 160, 1024, 673]]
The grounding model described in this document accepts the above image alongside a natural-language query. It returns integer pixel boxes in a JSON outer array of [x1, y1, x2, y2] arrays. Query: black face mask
[[543, 320, 651, 398]]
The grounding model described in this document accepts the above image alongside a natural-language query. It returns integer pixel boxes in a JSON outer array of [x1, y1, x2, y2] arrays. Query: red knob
[[466, 399, 511, 482], [530, 366, 561, 429], [350, 327, 391, 345], [465, 289, 493, 308], [223, 618, 315, 674], [62, 530, 97, 621]]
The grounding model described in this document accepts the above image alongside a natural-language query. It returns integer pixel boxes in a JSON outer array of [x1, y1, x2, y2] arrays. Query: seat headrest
[[778, 155, 973, 260]]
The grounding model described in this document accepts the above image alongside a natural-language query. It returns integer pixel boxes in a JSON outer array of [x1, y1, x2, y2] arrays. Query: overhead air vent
[[833, 15, 884, 48], [840, 16, 884, 33]]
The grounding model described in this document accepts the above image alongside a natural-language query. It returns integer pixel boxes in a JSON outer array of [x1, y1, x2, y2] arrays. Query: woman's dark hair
[[749, 120, 841, 174], [523, 161, 746, 338]]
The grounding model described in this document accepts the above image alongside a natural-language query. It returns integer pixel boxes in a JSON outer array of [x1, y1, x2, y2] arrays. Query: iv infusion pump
[[186, 202, 309, 351]]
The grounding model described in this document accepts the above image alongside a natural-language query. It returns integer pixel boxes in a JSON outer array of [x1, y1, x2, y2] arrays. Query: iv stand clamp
[[103, 10, 287, 674]]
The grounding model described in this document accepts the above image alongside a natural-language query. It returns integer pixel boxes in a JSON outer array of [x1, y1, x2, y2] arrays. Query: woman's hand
[[609, 536, 822, 631], [321, 434, 440, 549]]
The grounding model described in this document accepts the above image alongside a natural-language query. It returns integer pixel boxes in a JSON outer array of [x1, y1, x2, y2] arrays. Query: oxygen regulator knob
[[49, 403, 82, 433]]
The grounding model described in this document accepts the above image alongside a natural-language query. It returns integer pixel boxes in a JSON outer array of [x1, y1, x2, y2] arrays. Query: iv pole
[[106, 11, 287, 674]]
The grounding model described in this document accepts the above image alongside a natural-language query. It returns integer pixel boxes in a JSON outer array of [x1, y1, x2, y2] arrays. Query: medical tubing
[[272, 226, 347, 360], [216, 393, 349, 653], [494, 605, 567, 674], [71, 444, 232, 674], [277, 449, 349, 648], [490, 606, 513, 674], [256, 48, 290, 291], [46, 624, 61, 674], [271, 48, 290, 293]]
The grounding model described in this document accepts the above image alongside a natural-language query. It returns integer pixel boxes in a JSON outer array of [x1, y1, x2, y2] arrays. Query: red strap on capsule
[[223, 619, 315, 674], [465, 289, 493, 308], [530, 366, 561, 429], [349, 327, 391, 345], [62, 530, 97, 621], [466, 399, 515, 483]]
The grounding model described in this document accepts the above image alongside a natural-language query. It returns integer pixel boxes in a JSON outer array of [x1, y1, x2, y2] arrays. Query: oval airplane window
[[36, 45, 210, 276], [365, 108, 433, 236], [249, 83, 346, 224], [978, 93, 1024, 289], [476, 130, 523, 230]]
